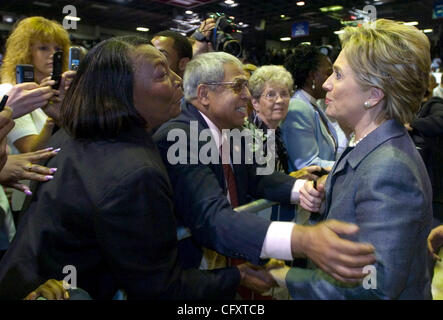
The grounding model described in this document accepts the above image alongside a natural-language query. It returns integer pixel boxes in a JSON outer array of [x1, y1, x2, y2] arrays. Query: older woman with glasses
[[246, 65, 293, 174], [270, 19, 433, 300]]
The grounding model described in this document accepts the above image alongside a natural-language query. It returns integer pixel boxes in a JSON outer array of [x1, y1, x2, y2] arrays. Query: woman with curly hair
[[0, 16, 71, 154]]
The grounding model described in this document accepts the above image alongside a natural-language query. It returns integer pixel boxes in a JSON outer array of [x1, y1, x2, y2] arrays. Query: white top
[[433, 85, 443, 99], [0, 83, 48, 155]]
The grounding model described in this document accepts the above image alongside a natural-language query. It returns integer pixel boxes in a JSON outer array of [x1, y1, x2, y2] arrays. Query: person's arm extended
[[13, 118, 55, 153]]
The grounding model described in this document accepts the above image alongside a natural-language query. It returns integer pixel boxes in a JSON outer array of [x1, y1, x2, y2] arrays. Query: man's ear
[[179, 57, 190, 75], [368, 87, 385, 107], [196, 84, 210, 105]]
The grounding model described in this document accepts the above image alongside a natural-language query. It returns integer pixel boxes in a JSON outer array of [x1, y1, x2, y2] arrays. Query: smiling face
[[323, 50, 372, 130], [205, 63, 251, 130], [132, 45, 183, 131], [252, 81, 290, 129], [30, 40, 62, 83]]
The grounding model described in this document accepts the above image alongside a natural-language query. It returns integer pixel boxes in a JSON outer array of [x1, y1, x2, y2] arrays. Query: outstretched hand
[[237, 263, 277, 293], [0, 147, 60, 195], [428, 225, 443, 261], [291, 219, 376, 283], [40, 70, 76, 123], [299, 180, 325, 212], [4, 83, 53, 119], [24, 279, 70, 300]]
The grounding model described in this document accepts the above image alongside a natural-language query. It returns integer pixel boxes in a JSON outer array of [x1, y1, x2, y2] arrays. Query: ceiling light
[[33, 1, 51, 7], [423, 29, 433, 33], [91, 4, 109, 10], [296, 1, 305, 6], [136, 27, 150, 32], [404, 21, 419, 26], [64, 16, 81, 21], [280, 37, 291, 41], [320, 5, 343, 12], [225, 0, 234, 4], [334, 30, 345, 35], [229, 16, 235, 20], [281, 15, 286, 18], [3, 16, 14, 23], [185, 10, 193, 14], [301, 41, 311, 45]]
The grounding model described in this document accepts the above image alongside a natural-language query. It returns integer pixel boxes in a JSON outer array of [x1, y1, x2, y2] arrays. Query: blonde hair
[[0, 16, 71, 83], [248, 65, 294, 99], [339, 19, 431, 123], [242, 63, 257, 78]]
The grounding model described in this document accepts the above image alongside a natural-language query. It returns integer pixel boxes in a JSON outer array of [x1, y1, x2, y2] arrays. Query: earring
[[364, 101, 371, 109], [312, 79, 316, 91]]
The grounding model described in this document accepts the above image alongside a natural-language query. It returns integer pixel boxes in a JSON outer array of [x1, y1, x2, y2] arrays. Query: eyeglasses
[[204, 78, 249, 94], [261, 90, 291, 101]]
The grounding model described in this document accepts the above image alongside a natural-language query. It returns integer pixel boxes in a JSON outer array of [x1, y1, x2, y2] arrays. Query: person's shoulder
[[288, 97, 312, 113]]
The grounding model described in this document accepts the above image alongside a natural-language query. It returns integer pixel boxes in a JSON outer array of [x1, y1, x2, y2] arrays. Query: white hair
[[183, 51, 243, 101]]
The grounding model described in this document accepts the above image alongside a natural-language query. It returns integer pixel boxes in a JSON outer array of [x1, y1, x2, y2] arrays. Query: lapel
[[323, 119, 405, 219], [181, 101, 227, 193]]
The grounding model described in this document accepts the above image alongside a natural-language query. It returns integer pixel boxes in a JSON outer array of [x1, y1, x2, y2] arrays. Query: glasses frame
[[260, 90, 291, 102], [204, 78, 249, 94]]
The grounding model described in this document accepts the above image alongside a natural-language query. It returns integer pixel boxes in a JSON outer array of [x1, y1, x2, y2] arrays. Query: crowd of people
[[0, 15, 440, 300]]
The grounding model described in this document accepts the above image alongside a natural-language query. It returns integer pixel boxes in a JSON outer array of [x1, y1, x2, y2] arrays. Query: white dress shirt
[[199, 111, 300, 260]]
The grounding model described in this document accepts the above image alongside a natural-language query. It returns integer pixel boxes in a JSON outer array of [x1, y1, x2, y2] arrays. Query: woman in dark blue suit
[[270, 19, 433, 299], [0, 36, 261, 299]]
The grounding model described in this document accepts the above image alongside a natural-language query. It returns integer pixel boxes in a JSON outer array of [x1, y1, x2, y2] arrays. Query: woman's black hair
[[61, 36, 150, 140], [284, 44, 323, 89]]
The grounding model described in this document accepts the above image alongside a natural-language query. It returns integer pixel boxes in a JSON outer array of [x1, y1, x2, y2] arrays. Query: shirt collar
[[198, 111, 223, 151], [300, 89, 318, 106]]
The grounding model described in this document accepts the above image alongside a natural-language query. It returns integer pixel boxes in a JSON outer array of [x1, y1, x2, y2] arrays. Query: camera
[[193, 13, 242, 57], [51, 51, 63, 89], [68, 46, 83, 71], [16, 64, 34, 83]]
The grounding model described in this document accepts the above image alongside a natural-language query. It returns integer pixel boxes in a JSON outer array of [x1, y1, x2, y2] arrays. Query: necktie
[[220, 140, 270, 300], [220, 142, 239, 208]]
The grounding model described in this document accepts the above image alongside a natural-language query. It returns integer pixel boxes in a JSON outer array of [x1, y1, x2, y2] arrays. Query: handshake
[[237, 259, 287, 295], [289, 165, 331, 213]]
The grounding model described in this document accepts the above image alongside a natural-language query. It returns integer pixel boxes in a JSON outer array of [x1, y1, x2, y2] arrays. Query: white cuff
[[290, 179, 307, 204], [260, 221, 295, 261]]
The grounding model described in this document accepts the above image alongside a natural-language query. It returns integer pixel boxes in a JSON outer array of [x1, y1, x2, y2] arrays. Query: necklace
[[348, 132, 369, 147]]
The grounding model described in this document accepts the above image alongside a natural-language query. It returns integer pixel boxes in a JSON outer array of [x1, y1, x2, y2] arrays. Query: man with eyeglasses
[[153, 52, 376, 297]]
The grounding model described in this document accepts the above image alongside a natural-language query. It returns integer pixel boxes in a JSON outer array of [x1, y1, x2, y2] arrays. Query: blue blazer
[[281, 90, 336, 171], [284, 119, 433, 299], [153, 101, 297, 268]]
